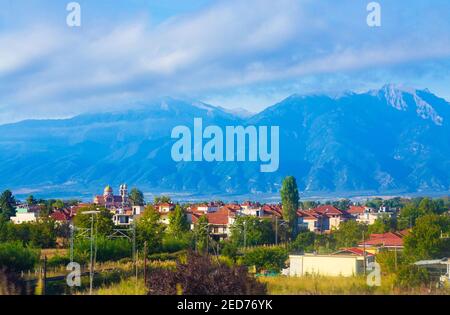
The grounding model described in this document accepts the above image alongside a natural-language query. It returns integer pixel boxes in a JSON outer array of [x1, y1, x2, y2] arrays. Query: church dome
[[104, 185, 113, 193]]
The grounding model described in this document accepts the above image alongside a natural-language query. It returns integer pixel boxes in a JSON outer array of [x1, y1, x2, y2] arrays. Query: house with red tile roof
[[190, 206, 237, 240], [358, 230, 411, 250], [297, 205, 349, 233], [189, 202, 221, 213], [240, 201, 263, 217], [261, 204, 282, 219], [334, 247, 375, 257], [347, 205, 367, 215], [51, 210, 71, 223]]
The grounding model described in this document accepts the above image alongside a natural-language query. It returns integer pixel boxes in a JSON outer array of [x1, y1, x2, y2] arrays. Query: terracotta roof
[[297, 210, 320, 220], [348, 206, 366, 215], [51, 210, 70, 222], [261, 204, 282, 217], [312, 205, 344, 216], [360, 231, 406, 247], [191, 207, 231, 225], [224, 204, 242, 211], [335, 247, 374, 257], [206, 207, 231, 225]]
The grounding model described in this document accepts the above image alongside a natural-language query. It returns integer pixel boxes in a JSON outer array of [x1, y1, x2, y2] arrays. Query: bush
[[147, 251, 185, 262], [395, 265, 430, 289], [0, 242, 40, 272], [220, 241, 239, 262], [47, 255, 71, 268], [147, 252, 267, 295], [291, 231, 315, 253], [162, 235, 192, 253], [375, 250, 403, 274], [74, 237, 132, 264], [242, 247, 288, 273]]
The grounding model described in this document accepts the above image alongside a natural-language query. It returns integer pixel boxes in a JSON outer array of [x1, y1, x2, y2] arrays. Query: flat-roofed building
[[289, 249, 374, 277]]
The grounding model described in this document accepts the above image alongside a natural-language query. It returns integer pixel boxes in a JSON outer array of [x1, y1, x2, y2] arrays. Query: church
[[93, 184, 129, 209]]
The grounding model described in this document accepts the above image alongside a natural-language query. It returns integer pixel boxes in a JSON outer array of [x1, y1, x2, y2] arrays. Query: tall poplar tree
[[280, 176, 299, 239]]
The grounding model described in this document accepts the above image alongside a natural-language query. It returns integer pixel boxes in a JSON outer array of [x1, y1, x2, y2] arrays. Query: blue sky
[[0, 0, 450, 123]]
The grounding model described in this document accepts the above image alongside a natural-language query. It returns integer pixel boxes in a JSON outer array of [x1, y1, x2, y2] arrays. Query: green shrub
[[147, 250, 186, 262], [47, 255, 71, 268], [74, 237, 132, 264], [162, 235, 192, 253], [395, 265, 430, 289], [242, 247, 288, 273], [220, 241, 239, 261], [0, 242, 40, 272]]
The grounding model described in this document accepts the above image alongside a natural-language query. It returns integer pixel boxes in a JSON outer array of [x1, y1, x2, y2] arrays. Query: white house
[[10, 207, 37, 224]]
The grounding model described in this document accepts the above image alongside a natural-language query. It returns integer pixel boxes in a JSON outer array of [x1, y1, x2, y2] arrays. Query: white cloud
[[0, 0, 450, 123]]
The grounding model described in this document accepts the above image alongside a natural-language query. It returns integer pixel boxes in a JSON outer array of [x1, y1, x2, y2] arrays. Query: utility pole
[[275, 216, 278, 245], [133, 218, 137, 283], [206, 225, 209, 255], [362, 231, 367, 276], [69, 224, 74, 263], [89, 214, 94, 295], [394, 246, 398, 271], [143, 241, 148, 286], [82, 210, 100, 295], [243, 221, 247, 249], [42, 256, 47, 296]]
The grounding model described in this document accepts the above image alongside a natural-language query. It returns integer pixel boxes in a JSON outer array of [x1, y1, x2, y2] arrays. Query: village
[[3, 181, 450, 292]]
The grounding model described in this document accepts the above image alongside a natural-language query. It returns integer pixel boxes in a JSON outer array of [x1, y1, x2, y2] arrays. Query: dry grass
[[260, 275, 397, 295], [40, 248, 68, 259], [92, 277, 147, 295]]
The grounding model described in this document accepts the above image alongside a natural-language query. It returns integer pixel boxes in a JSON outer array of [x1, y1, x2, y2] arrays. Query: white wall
[[289, 255, 365, 277]]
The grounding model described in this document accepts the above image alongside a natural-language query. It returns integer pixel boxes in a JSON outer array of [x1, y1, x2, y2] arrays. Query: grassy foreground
[[260, 275, 396, 295], [88, 274, 397, 295], [90, 278, 147, 295]]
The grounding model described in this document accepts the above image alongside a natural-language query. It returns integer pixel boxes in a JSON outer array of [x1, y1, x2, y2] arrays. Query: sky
[[0, 0, 450, 124]]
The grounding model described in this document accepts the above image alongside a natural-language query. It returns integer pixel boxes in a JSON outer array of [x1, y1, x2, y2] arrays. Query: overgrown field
[[260, 275, 449, 295]]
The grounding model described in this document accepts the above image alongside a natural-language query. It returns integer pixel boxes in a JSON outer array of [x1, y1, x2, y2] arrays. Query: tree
[[230, 216, 274, 247], [368, 213, 396, 234], [0, 190, 16, 220], [300, 200, 318, 210], [333, 220, 367, 248], [291, 230, 316, 253], [365, 198, 383, 209], [395, 265, 429, 289], [397, 203, 422, 230], [242, 247, 288, 273], [0, 242, 40, 272], [314, 234, 336, 253], [220, 241, 239, 262], [129, 188, 145, 206], [29, 218, 57, 248], [193, 215, 209, 253], [417, 197, 437, 215], [404, 214, 450, 260], [73, 206, 114, 237], [332, 199, 351, 211], [154, 196, 171, 204], [147, 252, 266, 295], [167, 205, 189, 237], [26, 195, 37, 206], [280, 176, 299, 239], [136, 205, 165, 253], [51, 200, 65, 210]]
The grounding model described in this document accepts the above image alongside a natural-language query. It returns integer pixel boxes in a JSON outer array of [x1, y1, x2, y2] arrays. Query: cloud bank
[[0, 0, 450, 123]]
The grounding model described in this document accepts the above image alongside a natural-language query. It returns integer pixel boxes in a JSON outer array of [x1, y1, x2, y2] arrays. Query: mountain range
[[1, 84, 450, 199]]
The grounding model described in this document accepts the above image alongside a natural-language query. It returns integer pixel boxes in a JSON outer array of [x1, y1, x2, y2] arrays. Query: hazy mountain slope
[[0, 86, 449, 197]]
